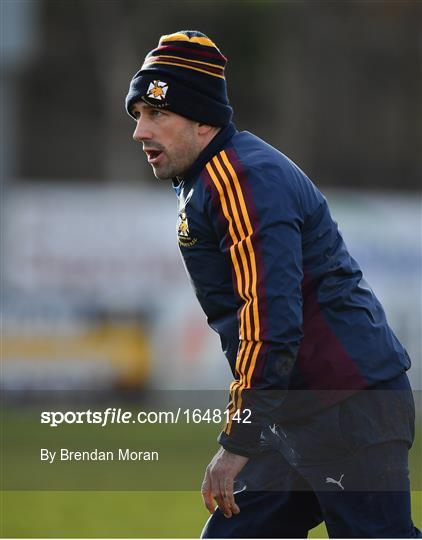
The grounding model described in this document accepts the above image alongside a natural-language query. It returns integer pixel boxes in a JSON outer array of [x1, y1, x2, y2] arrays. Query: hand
[[201, 447, 249, 518]]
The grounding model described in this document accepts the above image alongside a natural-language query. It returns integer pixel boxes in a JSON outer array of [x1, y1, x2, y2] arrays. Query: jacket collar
[[173, 122, 236, 190]]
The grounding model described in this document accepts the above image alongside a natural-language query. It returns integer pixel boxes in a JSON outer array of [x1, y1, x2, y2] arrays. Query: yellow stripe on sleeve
[[225, 340, 263, 435], [212, 156, 253, 342], [225, 340, 253, 434], [221, 151, 261, 342], [208, 150, 265, 438], [213, 151, 264, 436], [205, 163, 247, 338]]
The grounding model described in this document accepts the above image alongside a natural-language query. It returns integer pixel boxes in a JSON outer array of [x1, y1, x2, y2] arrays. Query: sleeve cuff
[[218, 423, 263, 457]]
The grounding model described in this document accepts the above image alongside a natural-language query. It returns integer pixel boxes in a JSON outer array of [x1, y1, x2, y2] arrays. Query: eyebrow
[[131, 102, 156, 116]]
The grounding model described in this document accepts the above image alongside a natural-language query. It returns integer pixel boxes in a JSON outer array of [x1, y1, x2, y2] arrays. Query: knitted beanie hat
[[125, 30, 232, 126]]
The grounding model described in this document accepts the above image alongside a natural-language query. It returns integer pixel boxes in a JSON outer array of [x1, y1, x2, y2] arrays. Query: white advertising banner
[[2, 184, 421, 390]]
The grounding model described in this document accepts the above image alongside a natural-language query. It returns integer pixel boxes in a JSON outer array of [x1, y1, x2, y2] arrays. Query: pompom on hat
[[125, 30, 233, 127]]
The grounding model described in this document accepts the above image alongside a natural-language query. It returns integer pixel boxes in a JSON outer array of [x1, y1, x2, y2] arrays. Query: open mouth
[[145, 149, 163, 164]]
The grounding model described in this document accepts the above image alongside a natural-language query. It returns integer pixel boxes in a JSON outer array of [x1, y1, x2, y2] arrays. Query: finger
[[217, 477, 232, 518], [224, 477, 240, 515], [201, 484, 215, 514], [210, 473, 230, 518], [201, 472, 215, 515], [215, 490, 231, 519]]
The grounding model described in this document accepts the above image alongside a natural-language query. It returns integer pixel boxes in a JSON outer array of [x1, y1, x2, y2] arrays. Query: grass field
[[1, 490, 421, 538], [1, 405, 421, 537]]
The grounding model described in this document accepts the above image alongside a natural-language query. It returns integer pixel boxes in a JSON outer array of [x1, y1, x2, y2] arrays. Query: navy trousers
[[202, 374, 421, 538]]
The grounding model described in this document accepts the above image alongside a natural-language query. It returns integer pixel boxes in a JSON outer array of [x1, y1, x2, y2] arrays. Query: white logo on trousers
[[325, 474, 345, 490]]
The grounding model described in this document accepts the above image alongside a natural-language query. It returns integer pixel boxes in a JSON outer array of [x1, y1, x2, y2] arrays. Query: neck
[[175, 122, 235, 183], [198, 126, 221, 153]]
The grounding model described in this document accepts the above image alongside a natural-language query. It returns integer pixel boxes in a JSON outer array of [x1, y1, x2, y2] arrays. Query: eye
[[151, 109, 163, 118]]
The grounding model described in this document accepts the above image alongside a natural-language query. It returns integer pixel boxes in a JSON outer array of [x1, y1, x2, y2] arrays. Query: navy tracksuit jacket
[[173, 122, 411, 457]]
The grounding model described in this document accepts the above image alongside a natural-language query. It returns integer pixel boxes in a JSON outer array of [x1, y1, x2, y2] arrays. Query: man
[[126, 31, 420, 538]]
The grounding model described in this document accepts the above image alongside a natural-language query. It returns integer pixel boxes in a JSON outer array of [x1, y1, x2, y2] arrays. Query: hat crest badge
[[146, 80, 169, 101]]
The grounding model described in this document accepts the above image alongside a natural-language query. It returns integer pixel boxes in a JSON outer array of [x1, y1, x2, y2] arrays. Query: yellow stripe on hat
[[143, 60, 225, 79], [160, 32, 218, 48], [147, 54, 224, 72]]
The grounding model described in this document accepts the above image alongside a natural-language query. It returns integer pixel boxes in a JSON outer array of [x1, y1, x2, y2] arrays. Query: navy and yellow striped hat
[[125, 30, 232, 126]]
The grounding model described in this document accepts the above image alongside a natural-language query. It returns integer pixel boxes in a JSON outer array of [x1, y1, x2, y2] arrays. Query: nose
[[133, 117, 152, 142]]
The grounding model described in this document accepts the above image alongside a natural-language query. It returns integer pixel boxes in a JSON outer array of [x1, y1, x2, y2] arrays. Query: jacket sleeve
[[204, 147, 305, 457]]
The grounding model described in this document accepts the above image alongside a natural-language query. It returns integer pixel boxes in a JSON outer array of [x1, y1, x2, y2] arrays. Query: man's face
[[131, 101, 202, 180]]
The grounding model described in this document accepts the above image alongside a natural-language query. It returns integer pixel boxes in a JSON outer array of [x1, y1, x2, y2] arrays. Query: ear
[[197, 123, 214, 136]]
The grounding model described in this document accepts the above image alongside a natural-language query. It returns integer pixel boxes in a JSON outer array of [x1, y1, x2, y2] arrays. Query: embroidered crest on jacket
[[177, 188, 197, 247]]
